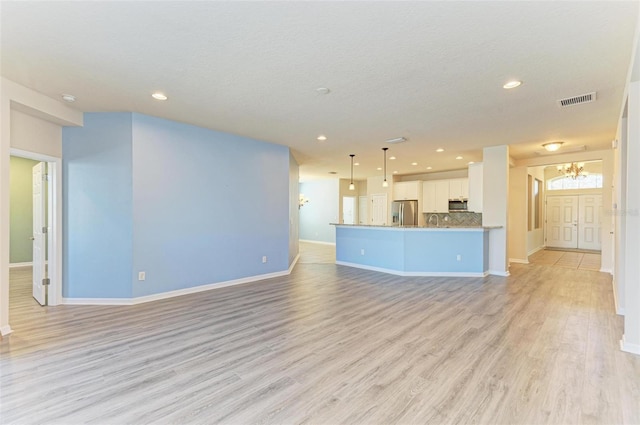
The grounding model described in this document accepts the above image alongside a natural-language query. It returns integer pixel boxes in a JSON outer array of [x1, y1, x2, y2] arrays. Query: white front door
[[546, 195, 578, 249], [358, 196, 368, 224], [371, 193, 387, 225], [32, 162, 47, 305], [578, 194, 602, 250], [342, 196, 356, 225]]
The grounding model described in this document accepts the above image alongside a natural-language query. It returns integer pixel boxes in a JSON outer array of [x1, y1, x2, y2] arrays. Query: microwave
[[448, 200, 468, 211]]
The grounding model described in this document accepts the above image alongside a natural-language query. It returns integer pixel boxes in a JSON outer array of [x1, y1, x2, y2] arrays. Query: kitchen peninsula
[[333, 224, 498, 277]]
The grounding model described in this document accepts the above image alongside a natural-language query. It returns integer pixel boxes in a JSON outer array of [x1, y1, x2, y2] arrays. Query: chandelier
[[557, 162, 586, 179]]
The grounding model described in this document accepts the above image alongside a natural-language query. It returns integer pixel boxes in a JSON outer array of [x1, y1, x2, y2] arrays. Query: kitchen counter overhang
[[332, 224, 498, 277]]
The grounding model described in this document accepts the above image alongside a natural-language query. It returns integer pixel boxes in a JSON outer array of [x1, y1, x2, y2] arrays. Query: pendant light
[[349, 154, 355, 190], [382, 147, 389, 187]]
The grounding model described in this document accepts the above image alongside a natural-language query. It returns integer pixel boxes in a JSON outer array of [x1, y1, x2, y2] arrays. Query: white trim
[[63, 268, 295, 306], [0, 325, 13, 336], [599, 267, 613, 275], [299, 239, 336, 246], [509, 258, 529, 264], [288, 253, 300, 272], [9, 260, 49, 268], [527, 245, 544, 256], [620, 335, 640, 356], [335, 261, 488, 277], [488, 270, 511, 277], [62, 297, 133, 306], [612, 279, 624, 315], [9, 262, 32, 268]]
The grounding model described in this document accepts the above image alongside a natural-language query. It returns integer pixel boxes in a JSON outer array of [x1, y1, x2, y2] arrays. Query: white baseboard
[[612, 280, 624, 316], [509, 258, 529, 264], [600, 267, 613, 274], [0, 325, 14, 336], [335, 261, 488, 277], [63, 267, 297, 306], [620, 335, 640, 356], [488, 270, 510, 277], [299, 239, 336, 246], [527, 246, 544, 256], [288, 253, 300, 273], [9, 262, 32, 268], [62, 297, 133, 306]]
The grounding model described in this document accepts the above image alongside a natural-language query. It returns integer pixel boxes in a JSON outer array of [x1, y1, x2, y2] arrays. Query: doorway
[[342, 196, 356, 225], [546, 194, 602, 250], [9, 149, 62, 307]]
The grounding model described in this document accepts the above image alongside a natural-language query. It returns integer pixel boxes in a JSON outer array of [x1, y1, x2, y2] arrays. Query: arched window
[[547, 174, 603, 190]]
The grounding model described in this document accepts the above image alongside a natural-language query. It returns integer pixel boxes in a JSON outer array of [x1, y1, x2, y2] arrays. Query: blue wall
[[336, 227, 489, 274], [299, 180, 339, 243], [63, 112, 293, 299], [131, 114, 290, 297], [63, 113, 133, 298]]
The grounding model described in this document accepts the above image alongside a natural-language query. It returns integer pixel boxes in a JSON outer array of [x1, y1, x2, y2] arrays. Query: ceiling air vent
[[557, 92, 597, 108]]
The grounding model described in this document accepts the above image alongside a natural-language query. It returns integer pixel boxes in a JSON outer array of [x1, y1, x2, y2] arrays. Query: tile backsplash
[[423, 212, 482, 227]]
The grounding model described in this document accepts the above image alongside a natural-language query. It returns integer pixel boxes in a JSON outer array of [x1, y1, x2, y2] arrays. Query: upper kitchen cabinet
[[467, 163, 483, 212], [393, 181, 422, 201], [449, 178, 469, 200], [422, 180, 449, 213]]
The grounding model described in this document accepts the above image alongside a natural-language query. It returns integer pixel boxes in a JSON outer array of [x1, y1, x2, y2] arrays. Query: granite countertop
[[331, 223, 502, 230]]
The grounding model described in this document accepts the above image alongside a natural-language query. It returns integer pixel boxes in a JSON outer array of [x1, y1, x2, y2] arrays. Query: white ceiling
[[1, 1, 638, 181]]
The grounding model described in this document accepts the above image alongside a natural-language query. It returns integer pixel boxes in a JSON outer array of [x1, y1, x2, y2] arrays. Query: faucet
[[428, 214, 439, 227]]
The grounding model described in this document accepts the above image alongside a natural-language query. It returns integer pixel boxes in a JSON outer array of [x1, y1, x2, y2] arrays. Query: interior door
[[578, 194, 602, 250], [546, 195, 578, 249], [371, 193, 387, 225], [32, 162, 47, 305], [342, 196, 356, 225]]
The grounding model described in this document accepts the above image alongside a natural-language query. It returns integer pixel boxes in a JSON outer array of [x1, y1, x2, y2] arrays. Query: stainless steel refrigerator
[[391, 200, 418, 226]]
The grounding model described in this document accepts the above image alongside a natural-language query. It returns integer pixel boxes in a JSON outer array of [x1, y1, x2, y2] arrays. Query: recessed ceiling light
[[389, 156, 396, 160], [436, 148, 444, 153], [393, 171, 398, 174], [152, 92, 168, 100], [377, 167, 382, 171], [317, 135, 327, 141], [61, 94, 76, 103], [316, 87, 331, 95], [503, 80, 522, 89], [468, 161, 475, 165], [543, 141, 563, 151], [354, 162, 360, 166], [456, 156, 463, 160], [426, 166, 433, 170], [411, 162, 418, 166]]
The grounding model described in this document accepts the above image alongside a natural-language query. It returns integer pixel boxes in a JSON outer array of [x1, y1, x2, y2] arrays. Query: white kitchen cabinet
[[449, 178, 469, 200], [393, 181, 422, 201], [422, 180, 449, 213], [467, 163, 483, 212]]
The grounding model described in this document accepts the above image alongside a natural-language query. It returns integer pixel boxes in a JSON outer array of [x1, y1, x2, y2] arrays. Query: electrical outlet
[[456, 254, 461, 261], [138, 271, 146, 281], [361, 249, 365, 255], [262, 256, 267, 263]]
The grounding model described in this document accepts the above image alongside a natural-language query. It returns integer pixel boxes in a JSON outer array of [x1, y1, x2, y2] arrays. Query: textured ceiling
[[1, 1, 638, 181]]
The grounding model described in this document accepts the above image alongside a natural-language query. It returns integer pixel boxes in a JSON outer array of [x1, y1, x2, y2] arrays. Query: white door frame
[[10, 148, 62, 307]]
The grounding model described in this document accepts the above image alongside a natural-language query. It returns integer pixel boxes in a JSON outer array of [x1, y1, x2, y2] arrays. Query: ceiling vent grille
[[557, 92, 597, 108]]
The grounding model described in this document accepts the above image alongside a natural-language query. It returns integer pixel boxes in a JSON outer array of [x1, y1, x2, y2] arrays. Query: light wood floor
[[528, 249, 602, 271], [2, 245, 639, 425]]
